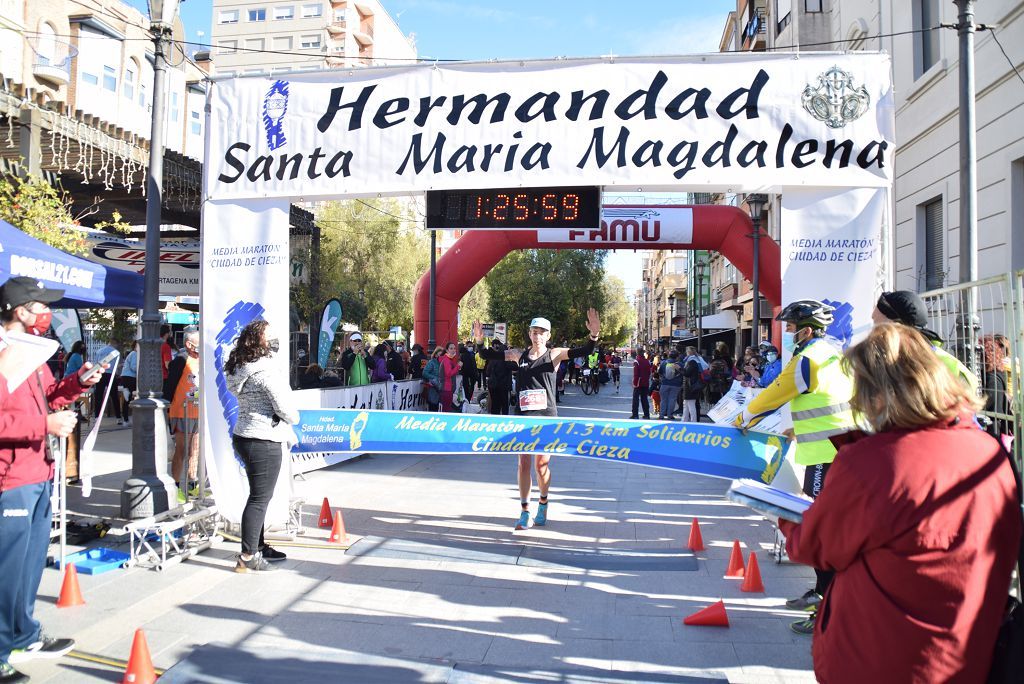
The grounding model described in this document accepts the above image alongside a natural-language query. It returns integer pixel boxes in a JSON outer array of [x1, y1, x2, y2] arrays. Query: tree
[[457, 280, 489, 341], [600, 274, 635, 348], [313, 199, 428, 333], [0, 174, 87, 254], [486, 249, 607, 346]]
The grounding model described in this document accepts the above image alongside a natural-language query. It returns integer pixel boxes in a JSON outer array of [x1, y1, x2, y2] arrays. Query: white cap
[[529, 317, 551, 331], [350, 332, 363, 341]]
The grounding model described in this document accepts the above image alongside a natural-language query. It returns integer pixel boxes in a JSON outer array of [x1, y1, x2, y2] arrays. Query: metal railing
[[919, 271, 1023, 478]]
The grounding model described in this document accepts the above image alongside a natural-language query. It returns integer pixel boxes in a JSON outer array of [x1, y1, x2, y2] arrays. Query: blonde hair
[[843, 323, 984, 432], [431, 346, 444, 358]]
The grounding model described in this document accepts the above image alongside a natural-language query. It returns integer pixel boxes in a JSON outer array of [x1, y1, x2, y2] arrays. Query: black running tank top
[[516, 348, 557, 417]]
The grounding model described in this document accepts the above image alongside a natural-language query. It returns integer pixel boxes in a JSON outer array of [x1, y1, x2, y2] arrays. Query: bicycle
[[580, 368, 594, 395]]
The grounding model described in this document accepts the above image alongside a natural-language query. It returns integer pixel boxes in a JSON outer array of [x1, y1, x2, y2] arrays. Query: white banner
[[780, 187, 887, 352], [536, 206, 693, 244], [83, 236, 200, 297], [201, 199, 292, 525], [289, 379, 424, 475], [206, 54, 894, 200]]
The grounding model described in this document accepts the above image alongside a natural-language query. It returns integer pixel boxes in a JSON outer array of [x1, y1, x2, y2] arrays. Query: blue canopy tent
[[0, 219, 144, 308]]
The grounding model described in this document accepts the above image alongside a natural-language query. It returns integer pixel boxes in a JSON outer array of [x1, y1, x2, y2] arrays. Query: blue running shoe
[[534, 502, 548, 526], [515, 510, 531, 530]]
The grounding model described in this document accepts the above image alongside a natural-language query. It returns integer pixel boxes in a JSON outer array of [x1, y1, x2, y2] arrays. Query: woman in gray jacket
[[225, 320, 299, 573]]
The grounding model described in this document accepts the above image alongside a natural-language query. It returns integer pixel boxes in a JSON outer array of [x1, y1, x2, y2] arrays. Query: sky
[[128, 0, 736, 293]]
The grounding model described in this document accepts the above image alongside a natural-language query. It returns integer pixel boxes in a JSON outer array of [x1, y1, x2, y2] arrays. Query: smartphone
[[80, 350, 119, 383]]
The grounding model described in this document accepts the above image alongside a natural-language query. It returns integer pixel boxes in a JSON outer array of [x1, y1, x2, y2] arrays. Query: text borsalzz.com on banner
[[207, 55, 895, 199]]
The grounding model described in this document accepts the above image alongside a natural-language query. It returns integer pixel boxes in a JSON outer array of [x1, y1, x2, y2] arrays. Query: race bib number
[[518, 388, 548, 412]]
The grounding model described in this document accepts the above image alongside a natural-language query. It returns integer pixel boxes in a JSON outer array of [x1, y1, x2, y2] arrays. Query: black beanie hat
[[876, 291, 929, 328]]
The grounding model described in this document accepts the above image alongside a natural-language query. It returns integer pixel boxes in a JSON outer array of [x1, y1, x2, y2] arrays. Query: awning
[[0, 220, 144, 308], [671, 328, 736, 349]]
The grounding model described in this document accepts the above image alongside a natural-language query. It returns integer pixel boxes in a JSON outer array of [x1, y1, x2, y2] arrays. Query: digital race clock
[[425, 186, 601, 230]]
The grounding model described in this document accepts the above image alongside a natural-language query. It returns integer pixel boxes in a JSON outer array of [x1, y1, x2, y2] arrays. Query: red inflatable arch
[[413, 204, 780, 346]]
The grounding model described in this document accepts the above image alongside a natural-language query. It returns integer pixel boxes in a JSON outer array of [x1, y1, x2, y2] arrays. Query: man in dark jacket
[[485, 341, 514, 415], [631, 349, 652, 419], [409, 344, 426, 380], [0, 277, 104, 682], [385, 341, 407, 380], [459, 342, 477, 404]]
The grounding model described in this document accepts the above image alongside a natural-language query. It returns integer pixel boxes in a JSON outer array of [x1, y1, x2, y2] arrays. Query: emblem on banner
[[262, 80, 290, 151], [349, 411, 369, 450], [823, 299, 855, 350], [801, 66, 870, 129]]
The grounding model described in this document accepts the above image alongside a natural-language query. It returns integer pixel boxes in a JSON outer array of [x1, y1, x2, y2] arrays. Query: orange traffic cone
[[725, 540, 745, 578], [56, 564, 85, 608], [741, 552, 765, 592], [329, 510, 347, 544], [318, 497, 333, 528], [683, 600, 730, 627], [687, 517, 705, 552], [123, 629, 157, 684]]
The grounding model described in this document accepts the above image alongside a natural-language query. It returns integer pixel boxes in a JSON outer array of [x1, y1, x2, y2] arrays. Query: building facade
[[210, 0, 416, 76], [830, 0, 1024, 289], [0, 0, 206, 227]]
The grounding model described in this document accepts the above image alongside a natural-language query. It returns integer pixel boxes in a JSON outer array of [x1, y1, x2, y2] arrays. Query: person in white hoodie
[[225, 320, 299, 573]]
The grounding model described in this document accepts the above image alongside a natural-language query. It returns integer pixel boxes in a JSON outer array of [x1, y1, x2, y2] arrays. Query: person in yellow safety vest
[[733, 299, 856, 637], [871, 290, 979, 392]]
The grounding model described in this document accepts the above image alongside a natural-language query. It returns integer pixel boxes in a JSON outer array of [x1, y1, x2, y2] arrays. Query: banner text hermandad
[[206, 54, 895, 200]]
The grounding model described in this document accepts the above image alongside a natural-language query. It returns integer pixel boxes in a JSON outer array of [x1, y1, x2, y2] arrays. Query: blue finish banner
[[292, 409, 785, 483]]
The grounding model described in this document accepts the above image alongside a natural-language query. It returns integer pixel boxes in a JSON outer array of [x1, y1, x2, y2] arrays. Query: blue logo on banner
[[214, 301, 266, 465], [823, 299, 854, 350], [262, 80, 290, 151]]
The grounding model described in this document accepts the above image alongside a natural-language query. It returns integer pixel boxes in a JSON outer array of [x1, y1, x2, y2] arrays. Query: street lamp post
[[694, 256, 707, 357], [120, 0, 180, 519], [746, 194, 767, 346]]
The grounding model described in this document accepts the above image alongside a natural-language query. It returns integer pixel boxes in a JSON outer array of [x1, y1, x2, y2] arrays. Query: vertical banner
[[780, 187, 886, 354], [50, 308, 83, 353], [201, 199, 293, 525], [317, 298, 342, 368]]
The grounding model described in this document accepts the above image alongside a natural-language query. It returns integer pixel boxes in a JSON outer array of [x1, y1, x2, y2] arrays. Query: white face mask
[[764, 352, 778, 363]]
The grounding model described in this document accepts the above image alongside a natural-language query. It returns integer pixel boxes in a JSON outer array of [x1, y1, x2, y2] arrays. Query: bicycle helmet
[[775, 300, 834, 329]]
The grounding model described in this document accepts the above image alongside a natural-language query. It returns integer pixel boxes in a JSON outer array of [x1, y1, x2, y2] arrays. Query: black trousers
[[118, 376, 137, 418], [631, 386, 650, 418], [232, 435, 283, 555], [462, 374, 476, 403], [803, 462, 835, 595], [490, 386, 510, 415], [93, 374, 121, 419]]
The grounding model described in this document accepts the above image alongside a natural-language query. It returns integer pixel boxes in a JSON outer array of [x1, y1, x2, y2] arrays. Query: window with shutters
[[923, 198, 944, 290]]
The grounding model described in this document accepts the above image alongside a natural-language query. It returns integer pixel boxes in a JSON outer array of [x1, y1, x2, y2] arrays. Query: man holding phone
[[0, 277, 105, 683]]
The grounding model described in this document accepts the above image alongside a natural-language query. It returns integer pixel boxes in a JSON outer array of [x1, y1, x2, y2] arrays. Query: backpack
[[662, 361, 678, 381], [708, 358, 731, 393]]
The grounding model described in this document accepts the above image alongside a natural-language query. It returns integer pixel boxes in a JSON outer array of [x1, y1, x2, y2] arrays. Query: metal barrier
[[125, 393, 219, 570], [919, 273, 1021, 473], [920, 272, 1023, 598]]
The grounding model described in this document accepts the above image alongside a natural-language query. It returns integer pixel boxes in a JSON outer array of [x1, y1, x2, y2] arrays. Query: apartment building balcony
[[28, 36, 77, 86], [353, 25, 374, 45], [330, 0, 348, 7], [326, 20, 347, 36]]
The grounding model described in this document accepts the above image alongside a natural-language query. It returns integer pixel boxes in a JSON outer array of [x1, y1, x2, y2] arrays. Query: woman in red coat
[[779, 323, 1020, 683]]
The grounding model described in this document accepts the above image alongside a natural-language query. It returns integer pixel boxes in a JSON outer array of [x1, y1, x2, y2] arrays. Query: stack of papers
[[727, 479, 813, 523]]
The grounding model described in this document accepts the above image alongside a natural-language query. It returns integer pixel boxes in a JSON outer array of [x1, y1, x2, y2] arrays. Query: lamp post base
[[120, 396, 177, 519]]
